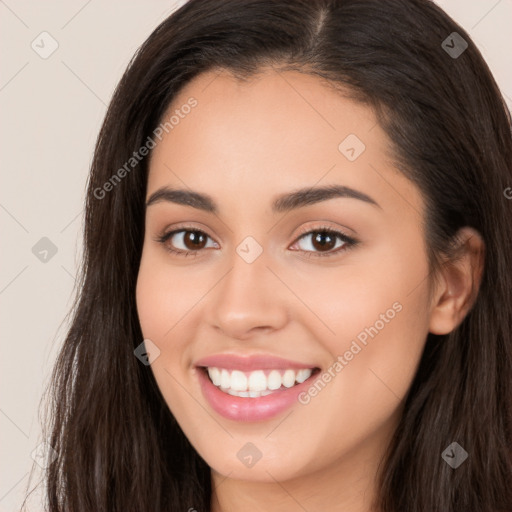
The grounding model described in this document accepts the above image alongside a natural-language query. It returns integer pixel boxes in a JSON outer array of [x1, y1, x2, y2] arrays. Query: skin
[[136, 68, 484, 512]]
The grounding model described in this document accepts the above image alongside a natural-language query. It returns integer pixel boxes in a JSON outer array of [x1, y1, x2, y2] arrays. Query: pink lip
[[194, 354, 319, 422], [194, 353, 316, 371], [196, 368, 317, 422]]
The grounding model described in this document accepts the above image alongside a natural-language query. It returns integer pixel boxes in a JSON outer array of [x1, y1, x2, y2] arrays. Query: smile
[[194, 354, 320, 421]]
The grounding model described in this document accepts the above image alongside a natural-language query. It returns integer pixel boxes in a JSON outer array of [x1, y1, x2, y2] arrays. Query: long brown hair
[[27, 0, 512, 510]]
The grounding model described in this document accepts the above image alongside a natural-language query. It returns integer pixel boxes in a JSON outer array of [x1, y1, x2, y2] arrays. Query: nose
[[206, 246, 289, 341]]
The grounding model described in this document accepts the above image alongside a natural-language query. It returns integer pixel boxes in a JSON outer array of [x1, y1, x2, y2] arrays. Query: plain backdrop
[[1, 1, 511, 510]]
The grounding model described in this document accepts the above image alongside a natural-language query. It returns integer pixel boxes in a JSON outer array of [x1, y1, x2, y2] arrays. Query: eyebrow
[[146, 184, 381, 213]]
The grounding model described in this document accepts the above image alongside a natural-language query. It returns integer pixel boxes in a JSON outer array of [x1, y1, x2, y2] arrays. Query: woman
[[36, 0, 512, 510]]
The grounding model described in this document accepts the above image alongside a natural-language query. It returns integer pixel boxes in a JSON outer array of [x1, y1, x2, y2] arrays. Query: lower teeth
[[221, 388, 276, 398]]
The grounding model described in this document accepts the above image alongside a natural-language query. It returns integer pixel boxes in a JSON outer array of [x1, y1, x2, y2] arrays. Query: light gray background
[[1, 1, 511, 510]]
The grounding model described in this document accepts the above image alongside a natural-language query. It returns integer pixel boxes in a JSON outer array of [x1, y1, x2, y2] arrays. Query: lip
[[194, 353, 317, 372], [195, 354, 320, 422]]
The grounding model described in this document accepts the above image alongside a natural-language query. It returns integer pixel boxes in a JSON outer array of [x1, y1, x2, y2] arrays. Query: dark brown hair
[[26, 0, 512, 510]]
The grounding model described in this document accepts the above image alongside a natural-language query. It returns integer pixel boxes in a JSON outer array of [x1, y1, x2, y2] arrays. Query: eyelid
[[292, 222, 355, 240]]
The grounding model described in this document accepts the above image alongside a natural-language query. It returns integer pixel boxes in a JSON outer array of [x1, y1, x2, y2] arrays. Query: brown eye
[[310, 231, 338, 252], [182, 230, 208, 250], [158, 229, 218, 255], [291, 228, 357, 258]]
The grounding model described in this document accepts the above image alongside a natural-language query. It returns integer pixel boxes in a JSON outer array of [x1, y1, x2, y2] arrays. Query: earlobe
[[428, 227, 485, 335]]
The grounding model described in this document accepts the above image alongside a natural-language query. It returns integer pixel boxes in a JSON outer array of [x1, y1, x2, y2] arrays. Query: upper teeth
[[207, 367, 313, 397]]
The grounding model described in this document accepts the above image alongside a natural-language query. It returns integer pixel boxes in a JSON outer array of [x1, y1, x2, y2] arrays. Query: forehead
[[147, 68, 423, 223], [155, 68, 379, 161]]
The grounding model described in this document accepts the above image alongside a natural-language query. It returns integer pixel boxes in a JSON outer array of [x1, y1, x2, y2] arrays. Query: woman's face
[[136, 68, 434, 484]]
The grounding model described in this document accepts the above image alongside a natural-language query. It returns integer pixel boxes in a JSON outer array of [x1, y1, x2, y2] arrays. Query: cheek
[[136, 263, 164, 343], [136, 249, 200, 341], [293, 231, 431, 400], [288, 233, 429, 344], [135, 248, 211, 387], [135, 253, 197, 412]]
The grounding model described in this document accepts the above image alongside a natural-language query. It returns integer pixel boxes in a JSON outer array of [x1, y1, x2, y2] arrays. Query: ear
[[428, 227, 485, 335]]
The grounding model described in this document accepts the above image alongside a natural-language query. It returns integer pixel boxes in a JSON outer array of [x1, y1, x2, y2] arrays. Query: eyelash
[[155, 224, 358, 259]]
